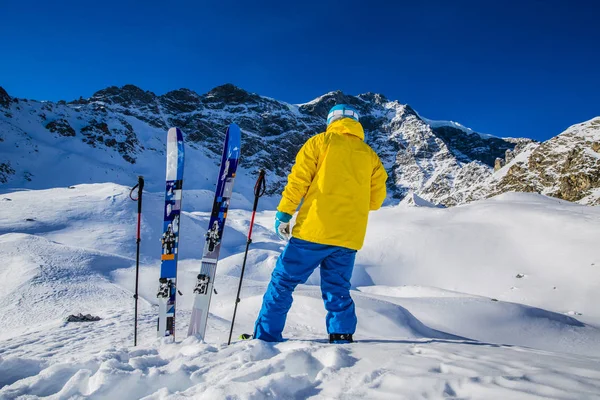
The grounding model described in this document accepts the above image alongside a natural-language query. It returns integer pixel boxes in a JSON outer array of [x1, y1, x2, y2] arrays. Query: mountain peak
[[204, 84, 261, 105], [160, 88, 203, 113], [357, 92, 389, 105], [90, 85, 157, 106], [163, 88, 201, 99], [564, 117, 600, 141], [298, 90, 365, 119]]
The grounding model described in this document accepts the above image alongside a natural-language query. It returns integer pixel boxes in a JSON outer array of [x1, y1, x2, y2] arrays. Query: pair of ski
[[157, 124, 240, 341]]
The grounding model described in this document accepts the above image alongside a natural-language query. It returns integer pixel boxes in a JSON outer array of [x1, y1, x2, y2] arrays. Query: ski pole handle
[[248, 170, 266, 241], [135, 176, 144, 242], [254, 169, 266, 199], [137, 176, 144, 214]]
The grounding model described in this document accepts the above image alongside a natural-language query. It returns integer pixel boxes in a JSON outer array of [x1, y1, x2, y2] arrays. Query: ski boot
[[329, 333, 353, 344]]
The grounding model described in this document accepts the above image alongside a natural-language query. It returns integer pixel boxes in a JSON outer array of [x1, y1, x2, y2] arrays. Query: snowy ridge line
[[3, 82, 568, 207], [421, 116, 498, 139]]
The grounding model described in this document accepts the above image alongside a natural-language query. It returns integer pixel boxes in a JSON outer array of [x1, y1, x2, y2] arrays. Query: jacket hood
[[326, 118, 365, 141]]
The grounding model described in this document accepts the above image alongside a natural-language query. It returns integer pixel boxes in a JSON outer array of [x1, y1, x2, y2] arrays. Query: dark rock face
[[431, 126, 522, 167], [91, 84, 156, 107], [161, 89, 203, 113], [203, 84, 263, 107], [46, 119, 76, 137], [465, 118, 600, 205], [89, 85, 165, 129], [299, 90, 365, 119], [66, 313, 101, 322], [0, 87, 10, 108], [80, 118, 139, 164], [0, 162, 16, 183]]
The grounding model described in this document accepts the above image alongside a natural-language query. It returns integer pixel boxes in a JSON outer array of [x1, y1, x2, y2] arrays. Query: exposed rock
[[494, 157, 505, 171], [69, 96, 90, 105], [46, 119, 76, 137], [0, 162, 16, 183], [299, 90, 365, 119], [203, 84, 262, 107], [80, 119, 138, 164], [505, 149, 514, 164], [465, 118, 600, 204], [0, 86, 11, 108], [91, 84, 156, 107], [66, 313, 101, 322], [160, 88, 203, 113], [431, 125, 522, 167]]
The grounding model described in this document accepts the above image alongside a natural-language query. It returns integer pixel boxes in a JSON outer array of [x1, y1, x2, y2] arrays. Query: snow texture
[[1, 183, 600, 399]]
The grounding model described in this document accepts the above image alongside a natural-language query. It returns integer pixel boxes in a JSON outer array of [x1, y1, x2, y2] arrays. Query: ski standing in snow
[[188, 123, 241, 340], [252, 104, 388, 344], [157, 128, 185, 340]]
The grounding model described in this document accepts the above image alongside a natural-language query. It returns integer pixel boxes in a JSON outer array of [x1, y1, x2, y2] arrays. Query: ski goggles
[[327, 108, 360, 125]]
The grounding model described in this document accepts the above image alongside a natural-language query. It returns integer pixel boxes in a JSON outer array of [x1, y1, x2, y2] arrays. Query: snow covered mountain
[[464, 117, 600, 206], [1, 82, 599, 206], [0, 84, 538, 205]]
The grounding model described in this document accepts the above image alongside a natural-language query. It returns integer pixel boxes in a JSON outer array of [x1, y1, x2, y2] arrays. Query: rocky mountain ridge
[[1, 84, 598, 206]]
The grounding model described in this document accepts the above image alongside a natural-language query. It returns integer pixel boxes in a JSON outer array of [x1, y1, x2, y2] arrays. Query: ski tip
[[227, 123, 241, 140], [224, 124, 241, 156], [168, 127, 185, 142]]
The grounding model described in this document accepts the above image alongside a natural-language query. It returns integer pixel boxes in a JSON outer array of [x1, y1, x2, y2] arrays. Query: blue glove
[[274, 211, 293, 241]]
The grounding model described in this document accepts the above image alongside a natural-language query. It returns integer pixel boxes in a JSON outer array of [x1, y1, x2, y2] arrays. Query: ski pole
[[228, 170, 266, 345], [130, 176, 144, 346]]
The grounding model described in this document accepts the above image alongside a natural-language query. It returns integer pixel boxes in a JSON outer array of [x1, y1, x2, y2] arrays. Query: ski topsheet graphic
[[157, 127, 185, 339], [188, 123, 241, 339]]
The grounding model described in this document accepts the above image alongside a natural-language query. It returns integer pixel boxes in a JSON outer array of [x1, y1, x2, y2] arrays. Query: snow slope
[[1, 184, 600, 399]]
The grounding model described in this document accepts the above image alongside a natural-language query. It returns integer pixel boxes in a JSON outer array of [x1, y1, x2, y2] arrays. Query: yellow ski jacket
[[277, 118, 388, 250]]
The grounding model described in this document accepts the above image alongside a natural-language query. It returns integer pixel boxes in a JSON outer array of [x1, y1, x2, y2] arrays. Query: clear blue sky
[[1, 0, 598, 141]]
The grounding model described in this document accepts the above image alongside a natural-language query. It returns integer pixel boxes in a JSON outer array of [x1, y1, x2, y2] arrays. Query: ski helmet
[[327, 104, 360, 126]]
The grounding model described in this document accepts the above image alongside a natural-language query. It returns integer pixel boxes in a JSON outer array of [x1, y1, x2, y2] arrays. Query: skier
[[252, 104, 388, 343]]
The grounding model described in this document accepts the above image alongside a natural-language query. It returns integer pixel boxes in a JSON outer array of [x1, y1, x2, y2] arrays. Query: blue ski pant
[[253, 237, 357, 342]]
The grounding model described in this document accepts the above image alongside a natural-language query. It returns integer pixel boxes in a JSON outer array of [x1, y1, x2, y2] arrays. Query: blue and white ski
[[188, 123, 241, 339], [157, 127, 185, 339]]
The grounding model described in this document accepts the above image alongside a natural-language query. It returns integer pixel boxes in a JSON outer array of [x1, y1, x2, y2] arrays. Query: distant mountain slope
[[1, 84, 598, 205], [463, 117, 600, 206]]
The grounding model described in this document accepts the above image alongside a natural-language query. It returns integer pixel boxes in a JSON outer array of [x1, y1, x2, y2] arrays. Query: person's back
[[253, 104, 387, 343], [279, 115, 387, 250]]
